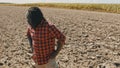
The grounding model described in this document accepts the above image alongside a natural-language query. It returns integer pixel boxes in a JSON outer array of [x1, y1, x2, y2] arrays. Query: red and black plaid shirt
[[27, 20, 65, 65]]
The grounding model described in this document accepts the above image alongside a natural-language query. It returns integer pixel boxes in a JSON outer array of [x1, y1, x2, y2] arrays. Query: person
[[26, 7, 66, 68]]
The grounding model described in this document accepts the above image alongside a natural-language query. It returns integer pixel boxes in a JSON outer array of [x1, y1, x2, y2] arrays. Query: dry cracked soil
[[0, 6, 120, 68]]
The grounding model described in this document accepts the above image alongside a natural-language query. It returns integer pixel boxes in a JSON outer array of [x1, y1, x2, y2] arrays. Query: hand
[[50, 51, 58, 59]]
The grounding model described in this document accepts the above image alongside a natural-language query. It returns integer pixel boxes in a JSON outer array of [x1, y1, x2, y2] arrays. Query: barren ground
[[0, 6, 120, 68]]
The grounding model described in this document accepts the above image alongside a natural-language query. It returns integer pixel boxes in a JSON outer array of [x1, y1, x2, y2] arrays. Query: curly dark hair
[[26, 7, 45, 29]]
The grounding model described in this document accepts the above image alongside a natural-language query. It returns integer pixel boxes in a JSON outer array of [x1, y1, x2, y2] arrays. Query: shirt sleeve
[[50, 25, 66, 45]]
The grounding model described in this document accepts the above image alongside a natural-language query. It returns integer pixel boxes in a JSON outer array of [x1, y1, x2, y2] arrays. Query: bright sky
[[0, 0, 120, 4]]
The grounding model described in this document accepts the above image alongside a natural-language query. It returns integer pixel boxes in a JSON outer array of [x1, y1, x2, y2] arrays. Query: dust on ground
[[0, 6, 120, 68]]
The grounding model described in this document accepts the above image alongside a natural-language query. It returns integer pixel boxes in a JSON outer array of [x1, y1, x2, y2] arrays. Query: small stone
[[91, 57, 95, 60], [113, 52, 118, 55], [27, 53, 33, 57], [83, 34, 89, 37], [96, 55, 102, 59], [88, 56, 96, 60]]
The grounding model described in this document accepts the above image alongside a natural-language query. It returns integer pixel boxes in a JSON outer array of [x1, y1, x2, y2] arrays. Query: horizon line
[[0, 2, 119, 4]]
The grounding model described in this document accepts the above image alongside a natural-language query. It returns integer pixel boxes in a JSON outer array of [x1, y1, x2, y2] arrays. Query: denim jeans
[[35, 59, 59, 68]]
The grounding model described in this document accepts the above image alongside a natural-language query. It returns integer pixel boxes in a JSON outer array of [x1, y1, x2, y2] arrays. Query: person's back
[[26, 7, 66, 68]]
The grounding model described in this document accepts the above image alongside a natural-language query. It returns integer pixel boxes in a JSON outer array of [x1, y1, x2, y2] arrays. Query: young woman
[[26, 7, 66, 68]]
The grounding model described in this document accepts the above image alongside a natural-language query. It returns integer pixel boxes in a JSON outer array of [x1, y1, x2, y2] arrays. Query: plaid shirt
[[27, 20, 65, 65]]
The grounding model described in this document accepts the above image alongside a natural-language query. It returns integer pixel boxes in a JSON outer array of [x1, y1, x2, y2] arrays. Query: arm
[[27, 28, 33, 52], [50, 41, 63, 58], [50, 25, 66, 58]]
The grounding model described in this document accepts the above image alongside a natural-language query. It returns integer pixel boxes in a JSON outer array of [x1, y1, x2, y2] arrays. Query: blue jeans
[[35, 59, 59, 68]]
